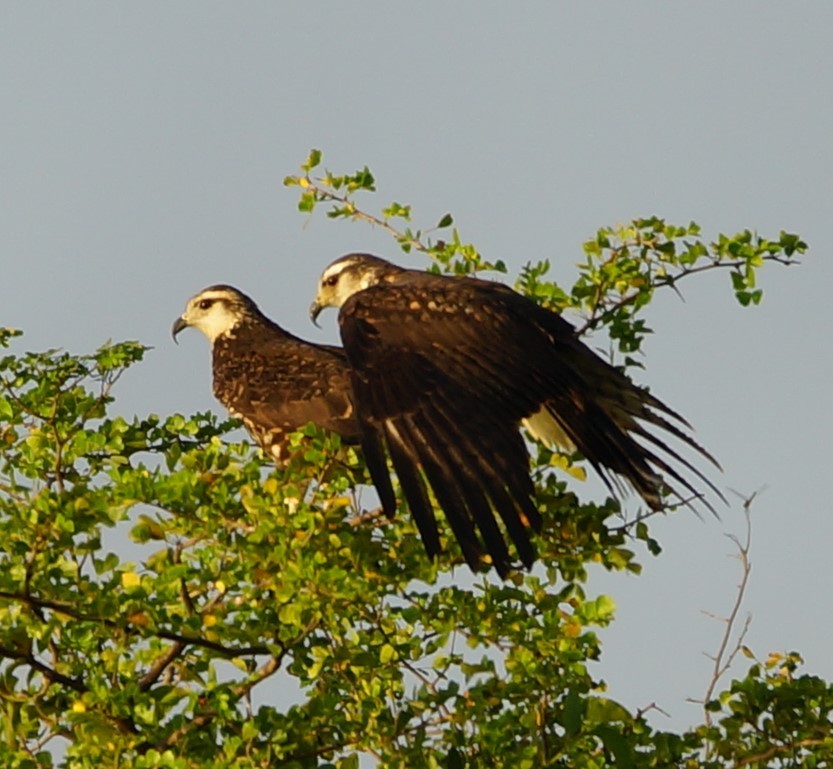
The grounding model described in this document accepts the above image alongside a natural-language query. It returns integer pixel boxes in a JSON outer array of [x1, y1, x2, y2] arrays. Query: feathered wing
[[339, 279, 546, 577], [338, 270, 721, 574], [517, 295, 724, 514]]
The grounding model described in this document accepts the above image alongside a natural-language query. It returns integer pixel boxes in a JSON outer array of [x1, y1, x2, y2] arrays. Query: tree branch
[[299, 182, 428, 254], [574, 254, 796, 337], [0, 589, 272, 658], [691, 492, 757, 728], [0, 643, 86, 693], [732, 738, 827, 768], [138, 640, 187, 692]]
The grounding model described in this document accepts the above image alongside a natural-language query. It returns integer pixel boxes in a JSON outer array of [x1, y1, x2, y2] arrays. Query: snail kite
[[173, 285, 360, 462], [310, 254, 721, 577]]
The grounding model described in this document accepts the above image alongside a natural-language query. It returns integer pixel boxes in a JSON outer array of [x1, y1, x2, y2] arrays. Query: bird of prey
[[173, 285, 360, 463], [310, 253, 721, 577]]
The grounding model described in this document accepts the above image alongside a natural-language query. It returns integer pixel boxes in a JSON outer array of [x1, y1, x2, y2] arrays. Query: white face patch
[[319, 258, 358, 284], [181, 289, 244, 342], [316, 259, 381, 309]]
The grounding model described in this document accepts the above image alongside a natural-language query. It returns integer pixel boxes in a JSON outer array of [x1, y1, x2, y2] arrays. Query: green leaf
[[595, 725, 634, 769], [302, 148, 322, 172], [562, 690, 584, 736], [298, 191, 316, 213], [586, 697, 632, 724], [379, 643, 396, 664]]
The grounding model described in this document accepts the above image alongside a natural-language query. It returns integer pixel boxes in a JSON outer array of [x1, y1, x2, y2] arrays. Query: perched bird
[[310, 253, 722, 577], [173, 285, 360, 462]]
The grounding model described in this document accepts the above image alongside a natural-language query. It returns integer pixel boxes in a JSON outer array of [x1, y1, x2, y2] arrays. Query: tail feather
[[533, 380, 722, 516]]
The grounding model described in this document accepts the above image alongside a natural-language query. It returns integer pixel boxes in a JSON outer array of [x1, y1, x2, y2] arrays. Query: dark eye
[[325, 276, 338, 287], [198, 299, 214, 310]]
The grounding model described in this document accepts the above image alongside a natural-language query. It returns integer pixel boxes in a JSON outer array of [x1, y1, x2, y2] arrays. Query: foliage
[[286, 149, 804, 365], [0, 157, 827, 767]]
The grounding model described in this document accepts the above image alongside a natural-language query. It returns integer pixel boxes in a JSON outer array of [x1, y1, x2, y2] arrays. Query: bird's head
[[172, 285, 259, 344], [310, 253, 398, 326]]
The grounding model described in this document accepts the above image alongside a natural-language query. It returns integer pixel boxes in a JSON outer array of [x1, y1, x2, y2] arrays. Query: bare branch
[[695, 491, 758, 730], [635, 701, 671, 720], [138, 640, 187, 692], [347, 505, 386, 527]]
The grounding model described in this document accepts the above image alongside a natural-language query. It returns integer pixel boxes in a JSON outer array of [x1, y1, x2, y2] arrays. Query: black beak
[[309, 300, 323, 328], [171, 316, 188, 343]]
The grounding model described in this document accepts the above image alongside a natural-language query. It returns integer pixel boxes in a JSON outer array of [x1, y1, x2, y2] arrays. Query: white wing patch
[[522, 406, 576, 452]]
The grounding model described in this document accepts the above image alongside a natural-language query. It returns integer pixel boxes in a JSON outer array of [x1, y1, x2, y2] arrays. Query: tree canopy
[[1, 154, 829, 768]]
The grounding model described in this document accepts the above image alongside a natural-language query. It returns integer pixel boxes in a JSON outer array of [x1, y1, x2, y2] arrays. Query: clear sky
[[2, 3, 831, 731]]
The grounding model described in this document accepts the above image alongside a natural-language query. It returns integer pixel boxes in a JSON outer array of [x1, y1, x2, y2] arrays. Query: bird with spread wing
[[310, 254, 722, 577], [173, 285, 360, 463]]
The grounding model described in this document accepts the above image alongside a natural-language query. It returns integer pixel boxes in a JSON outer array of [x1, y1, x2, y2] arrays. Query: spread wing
[[339, 273, 721, 576], [214, 332, 359, 462], [339, 277, 546, 577]]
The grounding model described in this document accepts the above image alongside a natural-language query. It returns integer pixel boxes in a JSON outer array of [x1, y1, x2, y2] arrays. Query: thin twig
[[692, 491, 758, 733], [635, 701, 671, 720], [347, 505, 385, 527], [303, 182, 428, 254]]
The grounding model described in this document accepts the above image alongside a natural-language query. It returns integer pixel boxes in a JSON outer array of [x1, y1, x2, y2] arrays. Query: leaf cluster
[[0, 157, 823, 767], [285, 149, 507, 275], [0, 330, 649, 767], [286, 151, 805, 367]]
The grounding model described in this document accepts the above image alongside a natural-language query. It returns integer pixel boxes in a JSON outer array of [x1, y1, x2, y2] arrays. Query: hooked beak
[[171, 316, 189, 343], [309, 299, 323, 328]]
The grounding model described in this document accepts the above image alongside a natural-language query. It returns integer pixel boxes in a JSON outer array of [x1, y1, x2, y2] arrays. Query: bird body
[[174, 285, 360, 462], [311, 254, 721, 577]]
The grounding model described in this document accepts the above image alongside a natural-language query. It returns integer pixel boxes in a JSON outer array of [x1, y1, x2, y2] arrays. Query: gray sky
[[2, 2, 831, 731]]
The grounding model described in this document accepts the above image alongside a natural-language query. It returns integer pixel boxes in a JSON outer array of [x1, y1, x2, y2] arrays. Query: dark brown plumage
[[173, 285, 360, 462], [311, 254, 722, 577]]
